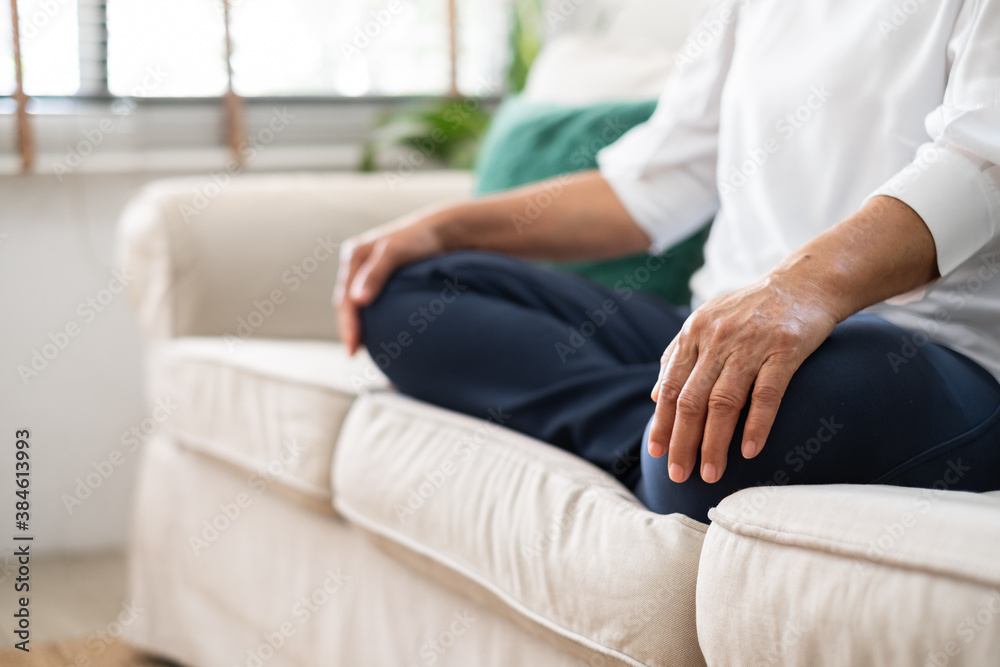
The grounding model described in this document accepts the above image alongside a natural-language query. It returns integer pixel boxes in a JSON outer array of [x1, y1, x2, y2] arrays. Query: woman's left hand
[[647, 271, 840, 484], [648, 196, 940, 485]]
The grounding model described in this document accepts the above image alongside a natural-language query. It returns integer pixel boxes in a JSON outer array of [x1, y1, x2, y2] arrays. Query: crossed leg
[[362, 252, 1000, 522]]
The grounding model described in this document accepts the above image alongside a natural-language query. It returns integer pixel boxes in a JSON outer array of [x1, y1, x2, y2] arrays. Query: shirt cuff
[[598, 156, 719, 255], [868, 146, 1000, 277]]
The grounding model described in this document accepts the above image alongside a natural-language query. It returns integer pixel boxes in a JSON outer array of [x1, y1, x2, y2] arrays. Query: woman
[[334, 0, 1000, 522]]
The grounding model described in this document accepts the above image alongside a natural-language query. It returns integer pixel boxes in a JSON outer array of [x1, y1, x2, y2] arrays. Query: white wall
[[0, 173, 166, 556]]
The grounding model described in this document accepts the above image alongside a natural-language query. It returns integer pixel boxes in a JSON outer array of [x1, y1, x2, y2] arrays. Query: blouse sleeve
[[868, 0, 1000, 276], [596, 0, 739, 253]]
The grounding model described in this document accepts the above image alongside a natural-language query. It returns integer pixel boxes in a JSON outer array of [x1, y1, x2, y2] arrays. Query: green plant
[[507, 0, 544, 94], [359, 0, 544, 172], [359, 98, 492, 172]]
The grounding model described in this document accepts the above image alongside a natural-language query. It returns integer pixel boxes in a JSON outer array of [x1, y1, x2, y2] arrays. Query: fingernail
[[668, 463, 685, 483], [648, 441, 667, 458], [701, 463, 717, 484], [742, 440, 758, 459]]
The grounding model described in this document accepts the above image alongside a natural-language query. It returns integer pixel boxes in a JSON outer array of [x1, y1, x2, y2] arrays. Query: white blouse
[[598, 0, 1000, 378]]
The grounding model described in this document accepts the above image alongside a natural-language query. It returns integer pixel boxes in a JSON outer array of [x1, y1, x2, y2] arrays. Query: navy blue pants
[[362, 252, 1000, 522]]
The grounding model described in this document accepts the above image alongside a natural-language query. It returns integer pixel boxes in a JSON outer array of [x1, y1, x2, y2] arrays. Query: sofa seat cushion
[[155, 337, 388, 504], [333, 392, 709, 667], [697, 485, 1000, 666]]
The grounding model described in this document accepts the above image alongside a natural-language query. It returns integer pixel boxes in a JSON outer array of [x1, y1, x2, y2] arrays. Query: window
[[106, 0, 227, 97], [2, 0, 81, 95], [100, 0, 508, 98], [227, 0, 452, 97], [1, 0, 512, 172], [1, 7, 13, 96]]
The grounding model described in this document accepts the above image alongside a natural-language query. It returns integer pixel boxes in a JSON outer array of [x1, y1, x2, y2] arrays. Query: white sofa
[[117, 170, 1000, 667], [116, 2, 1000, 663]]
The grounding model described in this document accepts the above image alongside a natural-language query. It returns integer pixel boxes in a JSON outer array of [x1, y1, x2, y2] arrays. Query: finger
[[336, 300, 361, 356], [740, 358, 794, 459], [666, 354, 727, 483], [335, 243, 371, 355], [651, 339, 678, 402], [647, 339, 697, 459], [350, 241, 395, 306], [335, 240, 369, 305], [699, 362, 755, 483]]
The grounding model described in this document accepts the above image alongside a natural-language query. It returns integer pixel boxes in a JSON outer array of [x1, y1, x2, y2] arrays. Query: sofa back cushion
[[474, 95, 709, 307]]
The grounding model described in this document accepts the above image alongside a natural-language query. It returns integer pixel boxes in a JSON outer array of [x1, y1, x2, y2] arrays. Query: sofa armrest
[[696, 484, 1000, 666], [116, 170, 475, 344]]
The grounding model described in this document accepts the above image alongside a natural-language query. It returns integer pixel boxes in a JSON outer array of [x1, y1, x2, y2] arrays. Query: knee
[[359, 267, 419, 348], [359, 252, 482, 348]]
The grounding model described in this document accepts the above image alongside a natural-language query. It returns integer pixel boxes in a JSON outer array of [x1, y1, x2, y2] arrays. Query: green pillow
[[474, 96, 710, 307]]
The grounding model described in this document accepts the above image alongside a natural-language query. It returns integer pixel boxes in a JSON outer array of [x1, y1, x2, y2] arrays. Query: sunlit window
[[456, 0, 508, 95], [228, 0, 441, 96], [2, 0, 508, 100], [107, 0, 228, 97], [1, 5, 14, 96], [105, 0, 506, 98], [1, 0, 80, 96]]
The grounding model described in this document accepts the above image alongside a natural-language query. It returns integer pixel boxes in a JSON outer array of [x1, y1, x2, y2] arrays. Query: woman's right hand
[[333, 170, 650, 355], [334, 215, 447, 355]]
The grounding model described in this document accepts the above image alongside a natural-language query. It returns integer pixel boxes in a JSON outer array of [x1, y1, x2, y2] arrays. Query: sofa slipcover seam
[[171, 426, 332, 501]]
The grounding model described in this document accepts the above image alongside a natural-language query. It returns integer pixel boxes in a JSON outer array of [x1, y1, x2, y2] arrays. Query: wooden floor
[[0, 550, 129, 647], [0, 550, 177, 665], [0, 640, 171, 666]]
